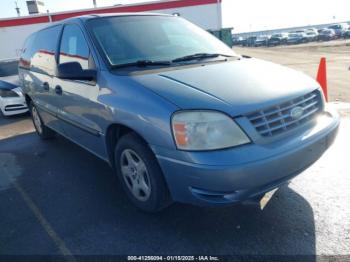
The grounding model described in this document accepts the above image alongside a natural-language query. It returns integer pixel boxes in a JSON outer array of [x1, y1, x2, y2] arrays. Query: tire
[[29, 101, 56, 139], [114, 133, 172, 212]]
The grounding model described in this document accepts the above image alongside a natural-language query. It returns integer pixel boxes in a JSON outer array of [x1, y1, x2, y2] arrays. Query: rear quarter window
[[20, 25, 62, 75], [19, 33, 36, 70]]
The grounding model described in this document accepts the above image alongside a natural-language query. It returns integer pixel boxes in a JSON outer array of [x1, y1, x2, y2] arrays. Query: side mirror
[[57, 62, 96, 81]]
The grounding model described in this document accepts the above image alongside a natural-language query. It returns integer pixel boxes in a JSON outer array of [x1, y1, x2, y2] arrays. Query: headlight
[[0, 89, 19, 98], [172, 111, 250, 151]]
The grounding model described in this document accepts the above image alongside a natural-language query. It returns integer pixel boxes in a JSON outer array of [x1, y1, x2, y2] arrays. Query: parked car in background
[[328, 23, 348, 38], [254, 35, 270, 47], [268, 33, 288, 46], [306, 28, 319, 34], [232, 36, 244, 46], [287, 32, 308, 44], [344, 29, 350, 39], [19, 14, 339, 212], [305, 31, 318, 41], [318, 29, 336, 41], [0, 60, 19, 78], [242, 36, 257, 47], [0, 75, 28, 116]]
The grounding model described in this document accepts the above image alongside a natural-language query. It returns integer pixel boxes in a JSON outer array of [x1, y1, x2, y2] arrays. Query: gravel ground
[[234, 39, 350, 102]]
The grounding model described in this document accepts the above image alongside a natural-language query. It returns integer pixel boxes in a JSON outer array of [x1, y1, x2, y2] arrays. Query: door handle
[[42, 82, 49, 91], [55, 85, 63, 95]]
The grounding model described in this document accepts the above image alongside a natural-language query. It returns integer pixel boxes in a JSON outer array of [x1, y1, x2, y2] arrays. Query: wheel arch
[[25, 94, 32, 105], [105, 123, 149, 169]]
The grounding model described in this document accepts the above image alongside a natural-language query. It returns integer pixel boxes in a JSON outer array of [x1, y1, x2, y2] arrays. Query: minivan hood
[[131, 58, 319, 116]]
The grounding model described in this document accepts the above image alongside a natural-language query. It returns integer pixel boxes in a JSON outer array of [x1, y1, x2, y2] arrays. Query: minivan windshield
[[87, 15, 237, 67]]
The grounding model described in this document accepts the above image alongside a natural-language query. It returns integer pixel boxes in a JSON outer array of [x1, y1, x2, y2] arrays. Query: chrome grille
[[246, 90, 322, 137]]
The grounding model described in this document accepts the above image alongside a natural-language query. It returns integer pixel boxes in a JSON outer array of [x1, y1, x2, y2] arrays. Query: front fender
[[99, 72, 179, 150]]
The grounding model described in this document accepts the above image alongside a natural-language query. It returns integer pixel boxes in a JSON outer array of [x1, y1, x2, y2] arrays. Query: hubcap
[[120, 149, 151, 202], [32, 106, 42, 134]]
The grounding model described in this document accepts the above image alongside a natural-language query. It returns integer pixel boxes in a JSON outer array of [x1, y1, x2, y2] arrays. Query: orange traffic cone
[[316, 57, 328, 102]]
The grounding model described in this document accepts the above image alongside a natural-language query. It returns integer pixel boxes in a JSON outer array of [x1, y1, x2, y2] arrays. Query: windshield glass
[[87, 15, 236, 67]]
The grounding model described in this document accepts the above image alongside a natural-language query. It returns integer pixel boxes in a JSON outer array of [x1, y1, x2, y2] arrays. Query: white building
[[0, 0, 223, 60]]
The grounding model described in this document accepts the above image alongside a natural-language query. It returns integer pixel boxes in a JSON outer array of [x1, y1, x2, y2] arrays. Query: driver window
[[59, 24, 91, 70]]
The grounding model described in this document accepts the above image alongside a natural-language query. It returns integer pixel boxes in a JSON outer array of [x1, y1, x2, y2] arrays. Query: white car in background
[[0, 75, 28, 116]]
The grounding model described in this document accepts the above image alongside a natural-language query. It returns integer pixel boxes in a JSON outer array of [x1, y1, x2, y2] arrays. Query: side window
[[30, 25, 61, 75], [19, 33, 36, 70], [59, 24, 90, 70]]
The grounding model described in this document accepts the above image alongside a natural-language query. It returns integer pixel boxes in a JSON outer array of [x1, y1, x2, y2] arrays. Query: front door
[[53, 23, 107, 159]]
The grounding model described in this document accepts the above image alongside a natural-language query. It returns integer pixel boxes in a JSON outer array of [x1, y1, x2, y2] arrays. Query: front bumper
[[319, 36, 333, 41], [153, 107, 340, 206], [0, 96, 28, 116], [287, 40, 301, 44]]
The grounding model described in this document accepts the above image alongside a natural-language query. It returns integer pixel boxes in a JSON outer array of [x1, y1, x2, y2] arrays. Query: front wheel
[[30, 101, 56, 139], [114, 133, 171, 212]]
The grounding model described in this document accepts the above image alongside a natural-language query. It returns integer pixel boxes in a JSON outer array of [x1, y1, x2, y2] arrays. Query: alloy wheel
[[120, 149, 151, 202], [32, 106, 42, 134]]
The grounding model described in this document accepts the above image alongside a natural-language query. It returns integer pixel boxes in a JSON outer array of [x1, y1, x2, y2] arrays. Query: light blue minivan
[[19, 14, 339, 212]]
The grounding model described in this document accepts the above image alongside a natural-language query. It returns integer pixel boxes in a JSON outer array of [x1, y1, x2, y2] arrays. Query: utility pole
[[15, 1, 20, 16], [93, 0, 97, 8], [47, 10, 52, 22], [216, 0, 222, 30]]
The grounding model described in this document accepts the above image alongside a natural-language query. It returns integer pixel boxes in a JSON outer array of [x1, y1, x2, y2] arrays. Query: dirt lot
[[234, 39, 350, 102]]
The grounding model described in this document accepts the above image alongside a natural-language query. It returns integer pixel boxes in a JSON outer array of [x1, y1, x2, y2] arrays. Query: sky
[[1, 0, 350, 33]]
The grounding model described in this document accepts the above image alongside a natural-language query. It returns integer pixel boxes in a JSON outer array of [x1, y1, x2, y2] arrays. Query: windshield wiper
[[111, 54, 236, 69], [172, 53, 235, 63], [111, 60, 172, 69]]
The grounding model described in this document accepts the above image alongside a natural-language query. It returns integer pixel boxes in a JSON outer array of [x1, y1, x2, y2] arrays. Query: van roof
[[68, 12, 172, 22], [24, 13, 175, 40]]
